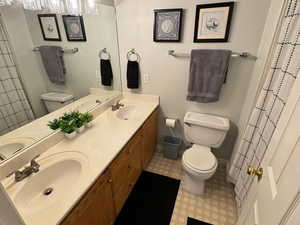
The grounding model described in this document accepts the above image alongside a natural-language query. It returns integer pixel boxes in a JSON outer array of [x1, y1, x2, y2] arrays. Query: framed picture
[[153, 8, 183, 42], [62, 15, 87, 41], [38, 14, 61, 41], [193, 2, 234, 42]]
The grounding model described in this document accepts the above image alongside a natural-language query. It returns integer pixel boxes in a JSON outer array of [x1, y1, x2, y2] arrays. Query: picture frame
[[153, 8, 183, 42], [193, 2, 234, 43], [62, 15, 87, 42], [38, 14, 61, 41]]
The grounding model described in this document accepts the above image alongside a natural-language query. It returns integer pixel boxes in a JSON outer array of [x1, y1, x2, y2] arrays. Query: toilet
[[182, 112, 230, 195], [41, 92, 74, 113]]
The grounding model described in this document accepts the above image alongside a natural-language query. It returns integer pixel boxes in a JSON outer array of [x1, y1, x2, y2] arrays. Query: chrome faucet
[[8, 155, 40, 182], [111, 100, 124, 111]]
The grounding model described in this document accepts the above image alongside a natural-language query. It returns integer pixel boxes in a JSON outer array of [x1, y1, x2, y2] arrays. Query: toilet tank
[[184, 112, 230, 148], [41, 92, 74, 113]]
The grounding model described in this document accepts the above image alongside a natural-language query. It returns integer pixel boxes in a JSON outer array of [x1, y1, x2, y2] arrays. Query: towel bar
[[33, 47, 79, 54], [168, 50, 257, 59]]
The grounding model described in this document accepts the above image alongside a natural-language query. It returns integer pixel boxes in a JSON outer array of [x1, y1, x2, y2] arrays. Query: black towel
[[100, 59, 113, 86], [127, 60, 139, 89]]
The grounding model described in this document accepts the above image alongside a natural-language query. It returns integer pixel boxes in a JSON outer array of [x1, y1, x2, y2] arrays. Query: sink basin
[[7, 151, 88, 216], [74, 95, 107, 113], [75, 99, 100, 112], [0, 137, 36, 161], [0, 143, 24, 160], [116, 105, 141, 120]]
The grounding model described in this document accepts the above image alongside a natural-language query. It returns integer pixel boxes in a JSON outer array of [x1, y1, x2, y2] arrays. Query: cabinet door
[[110, 147, 130, 194], [94, 178, 116, 225], [114, 181, 130, 215], [60, 169, 115, 225], [142, 109, 158, 168], [128, 130, 143, 188]]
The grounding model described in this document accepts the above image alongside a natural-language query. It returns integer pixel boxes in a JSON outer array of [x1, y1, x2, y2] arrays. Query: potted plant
[[82, 112, 94, 128], [60, 119, 77, 139], [74, 114, 85, 133], [61, 112, 73, 121], [47, 118, 61, 130]]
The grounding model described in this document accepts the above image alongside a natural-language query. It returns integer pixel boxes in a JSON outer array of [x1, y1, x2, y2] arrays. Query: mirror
[[0, 2, 122, 163]]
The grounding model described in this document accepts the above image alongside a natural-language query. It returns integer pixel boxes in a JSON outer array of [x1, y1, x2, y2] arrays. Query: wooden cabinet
[[60, 108, 158, 225], [60, 169, 115, 225], [111, 127, 143, 214], [142, 109, 158, 168]]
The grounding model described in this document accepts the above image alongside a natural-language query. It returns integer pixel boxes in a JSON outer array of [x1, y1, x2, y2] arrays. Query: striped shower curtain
[[229, 0, 300, 210], [0, 15, 34, 135]]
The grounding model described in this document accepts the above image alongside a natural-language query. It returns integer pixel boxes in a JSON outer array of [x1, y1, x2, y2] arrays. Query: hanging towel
[[100, 59, 113, 86], [39, 46, 66, 85], [127, 60, 139, 89], [187, 49, 232, 103]]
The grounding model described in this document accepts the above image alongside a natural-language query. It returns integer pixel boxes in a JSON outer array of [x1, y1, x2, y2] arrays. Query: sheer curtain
[[229, 0, 300, 211], [0, 0, 99, 14]]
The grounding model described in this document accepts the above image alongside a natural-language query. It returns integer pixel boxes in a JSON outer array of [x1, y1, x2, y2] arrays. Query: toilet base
[[183, 173, 205, 195]]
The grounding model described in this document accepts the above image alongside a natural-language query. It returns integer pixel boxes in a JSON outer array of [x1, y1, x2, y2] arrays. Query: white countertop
[[4, 93, 159, 225]]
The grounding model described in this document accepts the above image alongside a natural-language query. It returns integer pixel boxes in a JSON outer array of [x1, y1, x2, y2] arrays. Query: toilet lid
[[183, 146, 217, 171]]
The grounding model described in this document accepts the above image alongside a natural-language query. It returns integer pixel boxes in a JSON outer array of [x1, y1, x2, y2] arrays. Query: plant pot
[[77, 126, 85, 133], [64, 131, 77, 139], [85, 122, 93, 128]]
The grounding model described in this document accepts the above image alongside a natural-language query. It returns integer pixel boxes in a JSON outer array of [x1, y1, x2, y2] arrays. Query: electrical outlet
[[143, 74, 150, 83]]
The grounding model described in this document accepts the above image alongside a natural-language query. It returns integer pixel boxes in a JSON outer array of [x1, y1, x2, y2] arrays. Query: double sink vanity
[[0, 91, 159, 225]]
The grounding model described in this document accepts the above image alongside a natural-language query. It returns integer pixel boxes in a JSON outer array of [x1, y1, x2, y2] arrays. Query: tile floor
[[146, 151, 237, 225]]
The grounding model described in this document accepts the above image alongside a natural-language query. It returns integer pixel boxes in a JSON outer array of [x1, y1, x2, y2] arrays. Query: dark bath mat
[[114, 171, 180, 225], [187, 217, 213, 225]]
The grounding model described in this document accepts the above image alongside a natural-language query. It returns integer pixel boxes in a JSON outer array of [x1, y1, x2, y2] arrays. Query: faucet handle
[[30, 155, 40, 172]]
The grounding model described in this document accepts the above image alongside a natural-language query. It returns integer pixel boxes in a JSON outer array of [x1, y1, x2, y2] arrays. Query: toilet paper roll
[[165, 118, 176, 128]]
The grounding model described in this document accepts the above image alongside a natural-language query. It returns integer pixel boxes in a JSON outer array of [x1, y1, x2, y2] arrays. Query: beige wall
[[24, 4, 122, 100], [0, 7, 48, 117], [116, 0, 271, 160]]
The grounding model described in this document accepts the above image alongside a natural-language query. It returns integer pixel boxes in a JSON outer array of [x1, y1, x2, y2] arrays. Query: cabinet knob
[[108, 179, 113, 183]]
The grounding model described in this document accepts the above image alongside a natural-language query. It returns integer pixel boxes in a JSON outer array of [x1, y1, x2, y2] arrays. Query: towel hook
[[99, 48, 111, 60], [127, 48, 140, 62]]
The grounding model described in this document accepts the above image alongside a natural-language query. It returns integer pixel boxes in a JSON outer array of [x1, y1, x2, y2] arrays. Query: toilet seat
[[182, 145, 217, 173]]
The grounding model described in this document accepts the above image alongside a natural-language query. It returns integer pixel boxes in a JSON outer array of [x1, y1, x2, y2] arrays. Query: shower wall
[[0, 16, 34, 135]]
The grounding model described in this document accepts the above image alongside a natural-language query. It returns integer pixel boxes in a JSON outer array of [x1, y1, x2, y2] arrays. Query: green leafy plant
[[81, 112, 93, 124], [47, 119, 61, 130], [74, 115, 84, 128], [47, 111, 92, 133], [60, 119, 76, 134], [61, 112, 71, 121]]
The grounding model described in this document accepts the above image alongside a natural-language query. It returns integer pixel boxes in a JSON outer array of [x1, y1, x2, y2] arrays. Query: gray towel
[[187, 49, 232, 103], [39, 46, 66, 85]]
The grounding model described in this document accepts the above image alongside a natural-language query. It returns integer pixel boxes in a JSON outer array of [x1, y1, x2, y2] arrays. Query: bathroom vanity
[[1, 93, 159, 225], [60, 108, 158, 225]]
